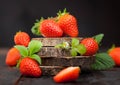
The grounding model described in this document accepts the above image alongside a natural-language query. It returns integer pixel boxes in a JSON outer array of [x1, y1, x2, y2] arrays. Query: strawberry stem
[[107, 44, 115, 53]]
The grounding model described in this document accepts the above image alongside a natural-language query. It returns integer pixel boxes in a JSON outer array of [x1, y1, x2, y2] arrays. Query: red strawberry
[[19, 57, 42, 77], [6, 47, 21, 66], [40, 19, 63, 37], [31, 18, 63, 37], [53, 67, 80, 83], [57, 9, 79, 37], [14, 31, 30, 47], [81, 38, 99, 56], [108, 47, 120, 66]]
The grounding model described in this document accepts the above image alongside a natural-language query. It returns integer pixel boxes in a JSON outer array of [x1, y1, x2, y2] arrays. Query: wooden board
[[38, 47, 70, 57], [32, 37, 83, 46], [41, 56, 94, 67], [40, 66, 64, 75]]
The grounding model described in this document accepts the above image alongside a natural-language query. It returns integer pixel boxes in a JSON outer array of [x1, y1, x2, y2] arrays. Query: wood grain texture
[[40, 66, 64, 75], [32, 37, 83, 46]]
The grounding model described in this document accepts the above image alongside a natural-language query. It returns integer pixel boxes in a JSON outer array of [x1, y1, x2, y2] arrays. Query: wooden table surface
[[0, 48, 120, 85]]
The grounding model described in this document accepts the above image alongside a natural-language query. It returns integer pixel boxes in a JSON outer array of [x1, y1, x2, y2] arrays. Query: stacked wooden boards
[[32, 37, 95, 75]]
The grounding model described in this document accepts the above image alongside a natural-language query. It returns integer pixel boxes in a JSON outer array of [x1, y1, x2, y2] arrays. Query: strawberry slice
[[53, 66, 80, 83]]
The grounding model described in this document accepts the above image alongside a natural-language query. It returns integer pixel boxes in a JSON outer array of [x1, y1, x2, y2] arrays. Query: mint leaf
[[76, 44, 86, 55], [93, 33, 104, 44], [30, 54, 41, 64], [14, 45, 28, 57], [70, 48, 77, 57], [91, 52, 115, 70], [71, 38, 79, 47], [28, 40, 42, 55]]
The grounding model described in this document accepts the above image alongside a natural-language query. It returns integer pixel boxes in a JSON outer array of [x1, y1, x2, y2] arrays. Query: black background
[[0, 0, 120, 48]]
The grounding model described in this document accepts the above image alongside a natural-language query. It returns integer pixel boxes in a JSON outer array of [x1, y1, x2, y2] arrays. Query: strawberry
[[40, 19, 63, 37], [14, 31, 30, 47], [6, 47, 21, 66], [108, 46, 120, 66], [53, 67, 80, 83], [31, 18, 63, 37], [19, 57, 42, 77], [57, 9, 79, 37], [81, 38, 99, 56], [15, 40, 42, 77]]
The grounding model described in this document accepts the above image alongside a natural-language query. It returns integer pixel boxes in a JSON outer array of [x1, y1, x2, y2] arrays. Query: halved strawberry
[[53, 66, 80, 83]]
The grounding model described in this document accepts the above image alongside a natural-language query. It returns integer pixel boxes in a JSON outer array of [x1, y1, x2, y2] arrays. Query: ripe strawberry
[[40, 19, 63, 37], [57, 9, 79, 37], [108, 47, 120, 66], [14, 31, 30, 47], [81, 38, 99, 56], [53, 67, 80, 83], [20, 57, 42, 77], [6, 47, 21, 66], [31, 18, 63, 37]]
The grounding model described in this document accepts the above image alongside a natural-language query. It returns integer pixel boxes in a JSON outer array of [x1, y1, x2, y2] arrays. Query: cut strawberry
[[53, 66, 80, 83]]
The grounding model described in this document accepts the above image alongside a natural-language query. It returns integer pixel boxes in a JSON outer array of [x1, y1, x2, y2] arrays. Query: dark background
[[0, 0, 120, 48]]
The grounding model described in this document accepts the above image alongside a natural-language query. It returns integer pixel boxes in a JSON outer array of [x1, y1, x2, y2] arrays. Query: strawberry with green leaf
[[108, 45, 120, 66], [57, 8, 79, 37], [80, 34, 104, 56], [15, 40, 42, 77], [31, 18, 63, 37], [91, 34, 115, 70]]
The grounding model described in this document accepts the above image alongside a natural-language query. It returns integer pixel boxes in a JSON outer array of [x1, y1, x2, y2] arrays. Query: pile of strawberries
[[31, 8, 78, 37], [5, 8, 120, 83]]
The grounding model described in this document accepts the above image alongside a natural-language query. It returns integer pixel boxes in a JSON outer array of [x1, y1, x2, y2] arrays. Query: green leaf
[[30, 54, 42, 64], [28, 40, 42, 56], [91, 52, 115, 70], [14, 45, 28, 57], [76, 44, 86, 55], [93, 33, 104, 44], [70, 48, 77, 57], [71, 38, 79, 47]]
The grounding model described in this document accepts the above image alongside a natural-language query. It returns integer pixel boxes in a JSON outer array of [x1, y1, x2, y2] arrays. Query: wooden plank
[[32, 37, 83, 46], [41, 56, 94, 67], [38, 47, 70, 57], [40, 66, 64, 75]]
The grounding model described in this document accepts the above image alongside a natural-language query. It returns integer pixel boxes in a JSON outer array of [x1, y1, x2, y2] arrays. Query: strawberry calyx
[[57, 8, 69, 21], [15, 40, 42, 67], [107, 44, 115, 53], [31, 17, 44, 36]]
